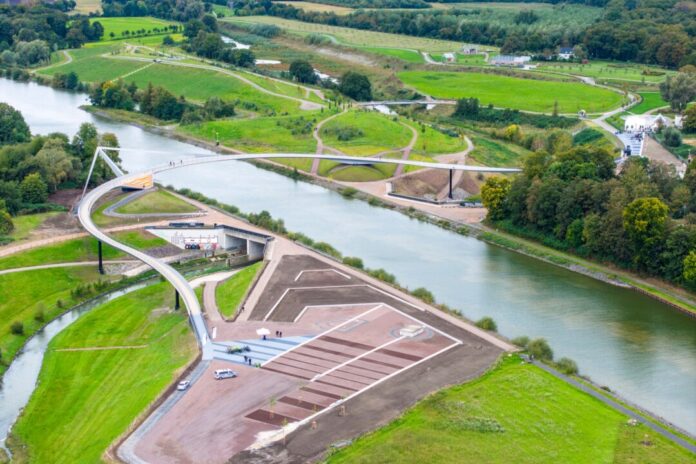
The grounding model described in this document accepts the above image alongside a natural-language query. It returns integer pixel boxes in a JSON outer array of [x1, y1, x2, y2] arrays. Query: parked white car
[[214, 369, 237, 380]]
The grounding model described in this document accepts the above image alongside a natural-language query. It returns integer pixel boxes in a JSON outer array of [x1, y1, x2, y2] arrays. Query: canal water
[[1, 78, 694, 434]]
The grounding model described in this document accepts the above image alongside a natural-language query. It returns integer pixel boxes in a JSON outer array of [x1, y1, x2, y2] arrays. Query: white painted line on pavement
[[294, 268, 351, 282]]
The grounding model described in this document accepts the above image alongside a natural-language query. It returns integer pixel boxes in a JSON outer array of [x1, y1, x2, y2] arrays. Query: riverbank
[[83, 105, 696, 316]]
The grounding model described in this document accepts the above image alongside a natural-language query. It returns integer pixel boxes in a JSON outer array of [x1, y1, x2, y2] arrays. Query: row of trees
[[101, 0, 210, 22], [481, 148, 696, 290], [232, 0, 694, 68]]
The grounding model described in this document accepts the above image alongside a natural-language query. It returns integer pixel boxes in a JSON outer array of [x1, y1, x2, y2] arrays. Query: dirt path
[[311, 109, 348, 174], [392, 122, 419, 177]]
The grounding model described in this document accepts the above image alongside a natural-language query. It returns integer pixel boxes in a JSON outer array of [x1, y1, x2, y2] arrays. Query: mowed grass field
[[328, 355, 695, 464], [9, 283, 197, 464], [90, 16, 179, 41], [115, 189, 199, 215], [362, 47, 424, 63], [632, 92, 669, 114], [277, 1, 355, 14], [320, 111, 414, 156], [179, 113, 320, 153], [216, 261, 263, 318], [0, 266, 107, 377], [538, 60, 674, 84], [224, 16, 472, 52], [398, 71, 623, 113], [0, 236, 122, 270]]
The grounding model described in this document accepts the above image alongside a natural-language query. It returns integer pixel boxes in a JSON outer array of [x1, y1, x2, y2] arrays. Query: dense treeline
[[233, 0, 695, 67], [182, 16, 256, 66], [481, 149, 696, 290], [0, 103, 121, 240], [101, 0, 211, 22], [288, 0, 431, 8], [453, 97, 577, 129], [0, 5, 103, 67]]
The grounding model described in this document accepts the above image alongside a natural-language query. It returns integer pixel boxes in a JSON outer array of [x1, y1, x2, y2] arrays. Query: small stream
[[0, 282, 151, 451]]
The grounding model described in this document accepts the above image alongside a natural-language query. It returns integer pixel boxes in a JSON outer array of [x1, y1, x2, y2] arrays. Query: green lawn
[[8, 212, 61, 241], [91, 16, 179, 42], [180, 113, 320, 153], [320, 111, 413, 156], [430, 53, 487, 66], [538, 60, 674, 84], [110, 229, 168, 249], [328, 355, 694, 464], [329, 165, 395, 181], [404, 121, 468, 156], [362, 47, 424, 63], [9, 283, 196, 464], [215, 261, 263, 318], [398, 71, 624, 113], [0, 266, 106, 377], [116, 189, 198, 215], [631, 93, 669, 114], [468, 136, 530, 167], [0, 237, 122, 271], [39, 54, 147, 82]]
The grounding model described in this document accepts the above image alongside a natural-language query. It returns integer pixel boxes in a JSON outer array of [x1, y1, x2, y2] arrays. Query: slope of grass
[[468, 136, 529, 167], [0, 266, 107, 377], [632, 93, 669, 114], [398, 71, 623, 113], [0, 237, 123, 271], [362, 47, 424, 63], [328, 355, 694, 464], [110, 229, 168, 249], [9, 283, 196, 464], [320, 111, 413, 156], [116, 189, 198, 215], [39, 55, 146, 82], [215, 261, 263, 318], [8, 212, 61, 241], [179, 114, 319, 153]]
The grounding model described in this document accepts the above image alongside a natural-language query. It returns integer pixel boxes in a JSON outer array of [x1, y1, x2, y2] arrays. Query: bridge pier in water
[[97, 240, 104, 275]]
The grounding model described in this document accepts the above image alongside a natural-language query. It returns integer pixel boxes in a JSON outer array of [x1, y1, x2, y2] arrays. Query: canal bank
[[2, 77, 695, 435]]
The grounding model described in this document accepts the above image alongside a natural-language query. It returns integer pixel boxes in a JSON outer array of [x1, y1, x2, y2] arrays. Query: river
[[1, 78, 695, 434]]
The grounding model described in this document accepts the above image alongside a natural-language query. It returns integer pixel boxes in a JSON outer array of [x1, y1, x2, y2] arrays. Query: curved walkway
[[77, 151, 521, 358]]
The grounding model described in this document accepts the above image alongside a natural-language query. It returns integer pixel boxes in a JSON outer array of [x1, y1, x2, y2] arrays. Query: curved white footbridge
[[78, 148, 521, 359]]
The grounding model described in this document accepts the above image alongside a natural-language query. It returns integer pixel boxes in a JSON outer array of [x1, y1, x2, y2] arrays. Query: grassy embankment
[[8, 283, 197, 464], [468, 135, 531, 167], [8, 212, 61, 241], [115, 189, 199, 215], [328, 355, 695, 464], [398, 71, 624, 113], [631, 92, 669, 114], [215, 261, 264, 318]]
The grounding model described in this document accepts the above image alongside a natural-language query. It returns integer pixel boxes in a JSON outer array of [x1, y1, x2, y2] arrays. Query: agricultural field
[[429, 52, 487, 66], [362, 47, 424, 63], [320, 110, 414, 156], [537, 60, 674, 84], [398, 71, 624, 113], [224, 16, 470, 52], [90, 17, 180, 42], [277, 1, 355, 14], [328, 355, 695, 464], [115, 189, 199, 215], [73, 0, 101, 14], [215, 261, 264, 318], [8, 283, 197, 464], [431, 2, 557, 10], [0, 266, 107, 377], [179, 113, 321, 153]]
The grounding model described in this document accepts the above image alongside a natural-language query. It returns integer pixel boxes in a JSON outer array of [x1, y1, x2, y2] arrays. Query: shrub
[[10, 321, 24, 335], [368, 268, 397, 284], [556, 357, 579, 375], [412, 287, 435, 304], [339, 187, 358, 198], [511, 335, 530, 348], [528, 338, 553, 361], [475, 317, 497, 332], [342, 256, 364, 269], [662, 126, 682, 147]]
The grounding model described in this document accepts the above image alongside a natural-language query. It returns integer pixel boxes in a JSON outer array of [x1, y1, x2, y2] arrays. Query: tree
[[623, 197, 669, 269], [684, 251, 696, 289], [20, 172, 48, 204], [662, 127, 682, 147], [32, 138, 79, 191], [527, 338, 553, 361], [0, 209, 13, 236], [682, 105, 696, 133], [0, 103, 31, 146], [481, 176, 511, 221], [289, 60, 317, 84], [339, 72, 372, 101], [14, 40, 50, 66], [660, 73, 696, 111]]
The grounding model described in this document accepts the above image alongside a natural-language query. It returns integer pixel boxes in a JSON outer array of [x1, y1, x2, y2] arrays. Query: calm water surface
[[2, 78, 694, 434]]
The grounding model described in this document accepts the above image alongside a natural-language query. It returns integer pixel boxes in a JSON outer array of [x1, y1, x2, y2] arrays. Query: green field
[[468, 136, 530, 167], [0, 236, 123, 271], [404, 121, 468, 156], [538, 60, 674, 84], [91, 16, 179, 42], [429, 53, 487, 66], [73, 0, 101, 14], [116, 189, 199, 215], [321, 111, 413, 156], [109, 229, 168, 249], [398, 71, 624, 113], [8, 212, 61, 241], [631, 93, 669, 114], [362, 47, 424, 63], [277, 1, 355, 14], [215, 261, 263, 318], [328, 355, 694, 464], [9, 283, 196, 463], [0, 266, 106, 377], [180, 113, 320, 153], [224, 16, 471, 52]]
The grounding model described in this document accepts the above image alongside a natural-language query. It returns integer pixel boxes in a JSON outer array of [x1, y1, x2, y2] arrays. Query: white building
[[442, 52, 456, 63], [624, 114, 670, 133], [558, 47, 574, 60]]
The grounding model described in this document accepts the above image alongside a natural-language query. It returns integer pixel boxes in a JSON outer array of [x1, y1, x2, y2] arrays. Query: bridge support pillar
[[448, 169, 453, 200], [175, 290, 180, 311], [97, 240, 104, 275]]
